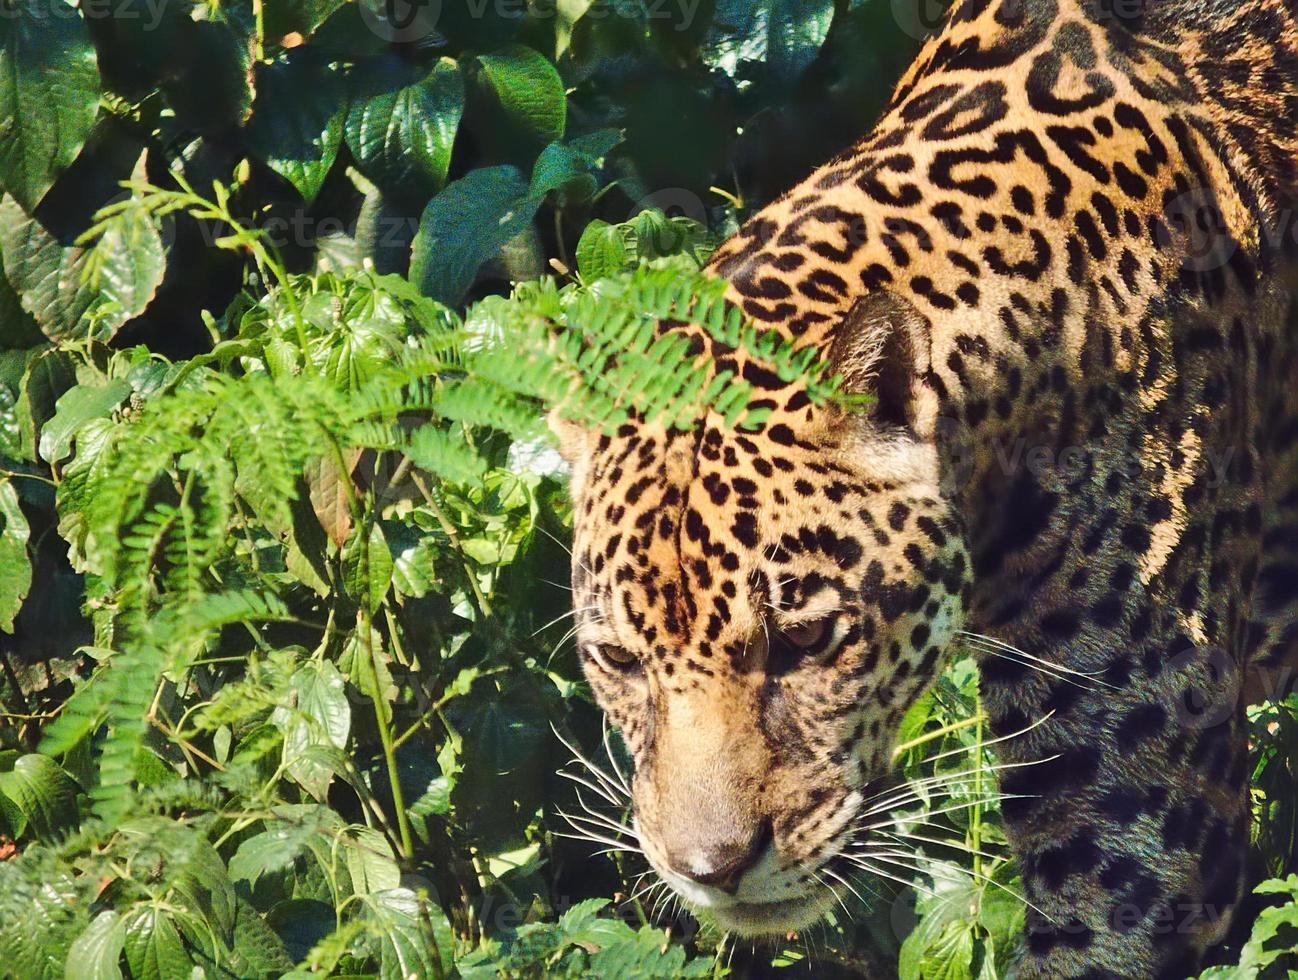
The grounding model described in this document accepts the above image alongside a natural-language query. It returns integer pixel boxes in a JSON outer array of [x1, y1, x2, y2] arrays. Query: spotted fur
[[559, 0, 1298, 975]]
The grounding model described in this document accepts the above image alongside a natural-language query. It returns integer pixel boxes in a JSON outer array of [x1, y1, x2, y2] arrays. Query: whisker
[[813, 869, 854, 923], [552, 824, 644, 854], [876, 828, 1004, 864], [552, 724, 630, 801], [845, 857, 937, 898], [963, 641, 1107, 691], [534, 522, 575, 560], [601, 716, 633, 796], [958, 630, 1117, 688], [557, 767, 627, 810], [854, 793, 1027, 835], [857, 850, 1053, 921], [563, 800, 637, 840], [901, 710, 1055, 768], [532, 603, 600, 637], [821, 864, 870, 913], [860, 755, 1057, 814]]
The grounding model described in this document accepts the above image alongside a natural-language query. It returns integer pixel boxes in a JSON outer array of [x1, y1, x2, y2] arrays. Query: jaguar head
[[557, 293, 973, 934]]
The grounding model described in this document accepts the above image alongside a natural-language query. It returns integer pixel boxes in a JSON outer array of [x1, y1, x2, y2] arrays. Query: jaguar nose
[[670, 818, 773, 894]]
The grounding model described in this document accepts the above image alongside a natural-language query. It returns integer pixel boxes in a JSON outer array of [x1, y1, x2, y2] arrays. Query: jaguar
[[554, 0, 1298, 975]]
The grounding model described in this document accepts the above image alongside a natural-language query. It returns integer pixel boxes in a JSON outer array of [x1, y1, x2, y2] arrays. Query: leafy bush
[[1, 1, 1296, 977]]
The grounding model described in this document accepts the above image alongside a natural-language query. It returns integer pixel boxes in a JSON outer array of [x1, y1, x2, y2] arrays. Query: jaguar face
[[560, 397, 972, 935]]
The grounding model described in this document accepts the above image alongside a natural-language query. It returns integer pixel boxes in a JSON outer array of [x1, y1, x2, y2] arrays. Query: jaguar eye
[[587, 644, 641, 673], [782, 618, 829, 650], [769, 618, 836, 676]]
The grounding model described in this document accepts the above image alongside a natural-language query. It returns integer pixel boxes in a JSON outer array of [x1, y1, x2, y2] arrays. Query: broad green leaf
[[446, 678, 552, 850], [229, 823, 323, 887], [15, 347, 76, 460], [0, 0, 102, 212], [267, 898, 338, 964], [38, 379, 130, 464], [363, 888, 453, 980], [122, 906, 194, 980], [345, 56, 463, 203], [272, 659, 351, 802], [0, 868, 86, 980], [0, 193, 165, 342], [409, 165, 537, 305], [0, 754, 79, 841], [339, 621, 396, 703], [65, 911, 126, 980], [703, 0, 836, 86], [245, 50, 346, 203], [476, 45, 566, 147], [342, 520, 393, 613], [1228, 875, 1298, 971], [342, 826, 400, 896], [0, 478, 31, 633], [528, 131, 622, 203], [226, 900, 294, 975], [385, 520, 443, 600], [575, 219, 630, 279], [528, 143, 594, 203]]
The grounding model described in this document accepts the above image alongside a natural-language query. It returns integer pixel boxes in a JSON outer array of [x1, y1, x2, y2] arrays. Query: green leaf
[[38, 379, 131, 465], [342, 520, 393, 613], [476, 45, 566, 147], [0, 754, 79, 842], [65, 911, 126, 980], [229, 824, 320, 887], [1228, 875, 1298, 972], [272, 659, 352, 802], [385, 520, 442, 600], [339, 621, 396, 703], [0, 478, 31, 633], [409, 165, 537, 305], [903, 918, 976, 980], [345, 55, 464, 203], [575, 219, 630, 279], [343, 826, 400, 896], [15, 347, 76, 460], [245, 50, 346, 203], [703, 0, 836, 86], [446, 678, 552, 850], [528, 142, 592, 202], [0, 0, 102, 212], [404, 427, 488, 488], [122, 906, 194, 980], [0, 868, 86, 980], [363, 888, 453, 980], [227, 899, 293, 975], [0, 193, 165, 341], [589, 924, 712, 977], [267, 898, 337, 964]]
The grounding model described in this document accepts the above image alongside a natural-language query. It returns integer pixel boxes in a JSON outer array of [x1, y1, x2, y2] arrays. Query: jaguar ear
[[547, 407, 593, 463], [826, 290, 930, 430]]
